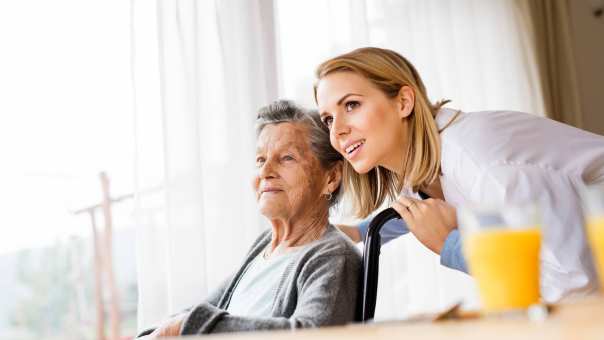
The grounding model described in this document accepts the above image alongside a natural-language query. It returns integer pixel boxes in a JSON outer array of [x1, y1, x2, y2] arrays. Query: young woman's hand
[[391, 196, 457, 254]]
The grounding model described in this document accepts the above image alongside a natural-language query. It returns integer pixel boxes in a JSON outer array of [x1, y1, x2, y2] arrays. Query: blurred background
[[0, 0, 602, 339]]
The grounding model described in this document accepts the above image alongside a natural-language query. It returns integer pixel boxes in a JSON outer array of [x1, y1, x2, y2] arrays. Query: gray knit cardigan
[[138, 224, 362, 336]]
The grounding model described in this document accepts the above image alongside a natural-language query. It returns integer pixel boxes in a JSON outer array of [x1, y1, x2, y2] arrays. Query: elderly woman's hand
[[391, 196, 457, 254], [147, 314, 186, 338]]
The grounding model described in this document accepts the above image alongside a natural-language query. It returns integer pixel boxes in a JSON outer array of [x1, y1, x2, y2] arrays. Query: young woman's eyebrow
[[321, 93, 363, 117], [337, 93, 363, 105]]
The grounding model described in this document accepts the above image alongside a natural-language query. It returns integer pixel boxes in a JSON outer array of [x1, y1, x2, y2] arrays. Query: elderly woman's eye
[[344, 101, 360, 112], [282, 155, 295, 161], [256, 157, 265, 166], [321, 115, 333, 128]]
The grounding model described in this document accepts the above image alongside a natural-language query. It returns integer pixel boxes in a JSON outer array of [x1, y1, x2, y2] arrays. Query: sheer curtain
[[365, 0, 546, 318], [132, 0, 547, 329], [131, 0, 278, 330], [275, 0, 545, 319]]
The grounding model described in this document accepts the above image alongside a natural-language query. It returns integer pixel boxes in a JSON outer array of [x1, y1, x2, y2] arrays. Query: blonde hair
[[314, 47, 449, 218]]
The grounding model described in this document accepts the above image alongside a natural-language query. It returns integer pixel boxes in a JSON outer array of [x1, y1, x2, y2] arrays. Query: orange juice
[[464, 228, 541, 311], [587, 217, 604, 291]]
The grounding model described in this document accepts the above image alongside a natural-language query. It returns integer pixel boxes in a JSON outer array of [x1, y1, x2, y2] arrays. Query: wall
[[569, 0, 604, 135]]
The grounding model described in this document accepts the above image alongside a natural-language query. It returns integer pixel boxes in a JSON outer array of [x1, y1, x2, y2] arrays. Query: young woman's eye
[[321, 115, 333, 128], [344, 101, 360, 112]]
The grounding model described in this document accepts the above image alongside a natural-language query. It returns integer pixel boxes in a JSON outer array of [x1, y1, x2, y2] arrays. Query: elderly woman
[[138, 100, 361, 338]]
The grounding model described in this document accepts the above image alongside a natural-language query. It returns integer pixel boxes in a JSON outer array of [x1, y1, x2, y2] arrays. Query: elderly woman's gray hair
[[256, 100, 343, 207]]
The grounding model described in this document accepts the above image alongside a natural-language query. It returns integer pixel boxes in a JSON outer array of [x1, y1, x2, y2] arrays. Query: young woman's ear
[[397, 85, 415, 119]]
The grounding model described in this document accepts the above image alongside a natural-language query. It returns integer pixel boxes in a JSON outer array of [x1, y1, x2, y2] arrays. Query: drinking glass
[[457, 204, 542, 312], [580, 183, 604, 292]]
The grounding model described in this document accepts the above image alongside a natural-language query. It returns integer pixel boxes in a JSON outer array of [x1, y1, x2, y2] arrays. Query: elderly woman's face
[[253, 122, 328, 220]]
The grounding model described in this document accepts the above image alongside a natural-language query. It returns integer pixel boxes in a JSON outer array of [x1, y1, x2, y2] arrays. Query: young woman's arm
[[338, 216, 468, 273], [439, 229, 468, 273], [338, 217, 409, 245]]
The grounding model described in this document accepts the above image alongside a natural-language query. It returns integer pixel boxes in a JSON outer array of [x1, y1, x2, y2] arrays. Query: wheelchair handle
[[360, 207, 401, 322]]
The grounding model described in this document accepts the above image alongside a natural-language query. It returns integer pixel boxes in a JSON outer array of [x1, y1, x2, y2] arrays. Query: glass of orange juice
[[580, 184, 604, 292], [458, 204, 542, 312]]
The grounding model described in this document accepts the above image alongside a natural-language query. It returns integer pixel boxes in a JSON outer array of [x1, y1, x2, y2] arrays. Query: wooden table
[[179, 296, 604, 340]]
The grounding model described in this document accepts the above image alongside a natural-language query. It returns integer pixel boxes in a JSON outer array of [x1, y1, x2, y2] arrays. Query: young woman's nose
[[332, 114, 350, 138]]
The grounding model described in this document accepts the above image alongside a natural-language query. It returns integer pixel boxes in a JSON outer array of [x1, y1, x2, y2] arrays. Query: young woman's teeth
[[346, 141, 364, 154]]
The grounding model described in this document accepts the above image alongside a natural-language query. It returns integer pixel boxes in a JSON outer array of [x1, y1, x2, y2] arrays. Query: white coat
[[435, 108, 604, 302]]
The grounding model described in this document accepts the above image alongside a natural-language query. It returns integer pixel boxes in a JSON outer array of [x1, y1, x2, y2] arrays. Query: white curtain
[[368, 0, 545, 318], [132, 0, 546, 329], [274, 0, 545, 319], [131, 0, 278, 330]]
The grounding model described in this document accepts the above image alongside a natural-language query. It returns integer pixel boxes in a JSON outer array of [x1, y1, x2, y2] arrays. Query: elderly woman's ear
[[323, 161, 343, 196]]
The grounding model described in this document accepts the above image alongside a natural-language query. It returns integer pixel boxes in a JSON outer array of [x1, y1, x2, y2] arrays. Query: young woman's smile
[[342, 138, 365, 159]]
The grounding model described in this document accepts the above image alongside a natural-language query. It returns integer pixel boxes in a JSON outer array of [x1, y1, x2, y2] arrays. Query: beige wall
[[568, 0, 604, 135]]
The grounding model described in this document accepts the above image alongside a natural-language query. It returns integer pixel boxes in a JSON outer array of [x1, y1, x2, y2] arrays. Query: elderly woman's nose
[[259, 158, 277, 178]]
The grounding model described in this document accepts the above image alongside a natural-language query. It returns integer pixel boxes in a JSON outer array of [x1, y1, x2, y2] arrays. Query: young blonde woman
[[314, 47, 604, 303]]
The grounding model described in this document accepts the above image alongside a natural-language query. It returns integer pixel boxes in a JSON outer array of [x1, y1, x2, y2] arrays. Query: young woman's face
[[316, 71, 409, 174]]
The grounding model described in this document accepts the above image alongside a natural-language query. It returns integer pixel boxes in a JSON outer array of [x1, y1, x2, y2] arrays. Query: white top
[[434, 108, 604, 302], [227, 244, 301, 317]]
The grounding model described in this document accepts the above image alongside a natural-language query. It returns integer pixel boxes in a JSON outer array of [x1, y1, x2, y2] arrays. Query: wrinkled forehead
[[256, 122, 311, 154]]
